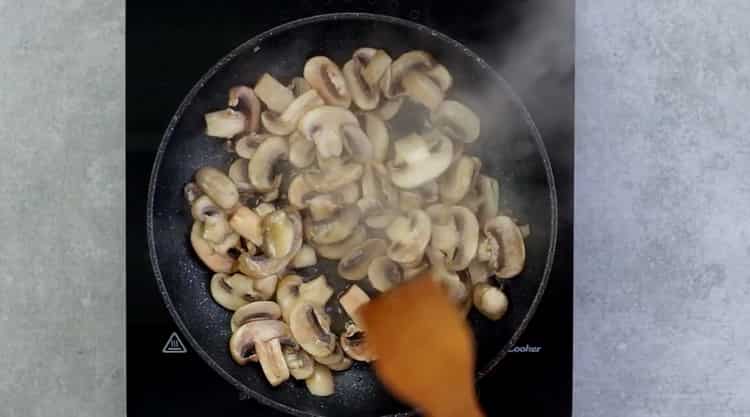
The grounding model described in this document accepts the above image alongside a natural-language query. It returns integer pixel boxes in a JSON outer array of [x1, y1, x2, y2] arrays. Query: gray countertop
[[0, 0, 748, 416]]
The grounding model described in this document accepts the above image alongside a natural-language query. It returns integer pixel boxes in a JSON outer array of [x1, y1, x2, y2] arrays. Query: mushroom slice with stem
[[229, 206, 264, 247], [343, 57, 379, 111], [338, 239, 387, 281], [204, 108, 246, 139], [306, 194, 343, 222], [195, 167, 239, 210], [254, 73, 294, 113], [402, 70, 444, 110], [362, 113, 390, 162], [230, 320, 292, 386], [287, 174, 314, 210], [253, 275, 279, 301], [228, 159, 253, 192], [261, 208, 297, 258], [389, 132, 453, 189], [283, 344, 315, 380], [228, 85, 261, 133], [445, 206, 480, 272], [386, 209, 432, 265], [231, 301, 282, 332], [291, 244, 317, 268], [289, 302, 336, 358], [234, 134, 258, 159], [383, 50, 435, 98], [304, 206, 361, 245], [439, 156, 481, 204], [304, 56, 351, 108], [314, 226, 367, 260], [248, 136, 288, 193], [298, 106, 358, 158], [473, 283, 509, 320], [289, 132, 316, 169], [305, 363, 334, 397], [361, 49, 392, 87], [426, 246, 468, 304], [202, 212, 232, 244], [430, 100, 481, 143], [238, 208, 303, 279], [339, 284, 370, 328], [477, 215, 526, 279], [261, 89, 325, 136], [191, 195, 221, 222], [210, 273, 264, 311], [303, 162, 363, 192], [289, 76, 311, 97], [276, 275, 303, 322], [341, 322, 375, 362], [368, 256, 403, 292], [191, 222, 234, 273], [341, 124, 374, 162]]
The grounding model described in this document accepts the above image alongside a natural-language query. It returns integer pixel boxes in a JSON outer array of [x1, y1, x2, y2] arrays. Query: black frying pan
[[148, 13, 557, 417]]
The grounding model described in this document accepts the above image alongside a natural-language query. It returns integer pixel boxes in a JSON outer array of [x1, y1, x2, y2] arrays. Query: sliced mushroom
[[287, 175, 314, 209], [339, 284, 370, 328], [254, 73, 295, 113], [261, 208, 297, 258], [473, 283, 509, 320], [371, 97, 404, 121], [210, 273, 263, 311], [362, 113, 390, 162], [386, 209, 432, 265], [238, 208, 303, 279], [361, 49, 392, 87], [298, 106, 358, 158], [289, 132, 316, 169], [467, 258, 492, 285], [276, 275, 303, 322], [231, 301, 282, 332], [368, 256, 403, 292], [439, 156, 481, 204], [307, 195, 342, 221], [343, 58, 379, 111], [195, 167, 239, 210], [389, 132, 453, 189], [289, 302, 336, 358], [425, 246, 468, 303], [202, 211, 232, 243], [305, 206, 361, 245], [230, 320, 292, 386], [254, 275, 279, 300], [228, 85, 261, 133], [291, 244, 317, 268], [338, 239, 387, 281], [402, 261, 429, 280], [398, 190, 424, 211], [305, 363, 334, 396], [402, 70, 444, 110], [229, 206, 264, 246], [446, 206, 480, 271], [304, 56, 351, 108], [184, 182, 202, 204], [425, 64, 453, 92], [254, 202, 276, 218], [431, 100, 481, 143], [361, 162, 399, 207], [341, 124, 374, 162], [476, 176, 500, 225], [191, 222, 234, 273], [314, 226, 367, 260], [191, 195, 221, 222], [340, 322, 375, 362], [283, 345, 315, 380], [228, 159, 253, 192], [313, 343, 345, 366], [364, 208, 400, 230], [383, 50, 435, 98], [235, 135, 261, 159], [327, 356, 353, 372], [248, 136, 288, 192], [204, 108, 246, 139], [261, 89, 325, 136], [477, 215, 525, 279], [298, 275, 334, 307], [303, 162, 363, 192], [289, 76, 311, 96]]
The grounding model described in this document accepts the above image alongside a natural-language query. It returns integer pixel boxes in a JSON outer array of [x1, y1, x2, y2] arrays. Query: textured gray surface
[[0, 0, 748, 416], [0, 1, 125, 416], [575, 1, 750, 416]]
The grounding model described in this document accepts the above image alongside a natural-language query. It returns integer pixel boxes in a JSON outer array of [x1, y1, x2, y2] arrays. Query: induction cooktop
[[126, 1, 573, 416]]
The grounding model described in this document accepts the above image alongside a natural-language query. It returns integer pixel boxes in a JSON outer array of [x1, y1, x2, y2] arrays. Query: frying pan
[[148, 12, 557, 417]]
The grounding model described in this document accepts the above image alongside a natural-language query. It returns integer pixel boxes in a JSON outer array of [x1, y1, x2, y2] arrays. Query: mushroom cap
[[195, 167, 239, 210], [481, 215, 526, 279], [276, 274, 303, 322], [338, 239, 388, 281], [386, 209, 432, 265], [368, 256, 403, 292], [304, 56, 351, 108], [304, 206, 361, 245], [431, 100, 481, 143], [340, 322, 375, 362], [248, 136, 289, 192], [231, 301, 282, 332], [229, 319, 291, 366], [298, 106, 358, 158], [289, 302, 336, 358], [389, 132, 454, 189], [228, 85, 261, 133], [314, 225, 367, 260]]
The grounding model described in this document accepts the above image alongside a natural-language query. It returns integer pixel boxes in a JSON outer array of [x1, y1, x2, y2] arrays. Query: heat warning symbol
[[162, 332, 187, 354]]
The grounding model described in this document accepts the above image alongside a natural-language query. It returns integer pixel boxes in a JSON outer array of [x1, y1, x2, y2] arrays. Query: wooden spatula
[[360, 275, 485, 417]]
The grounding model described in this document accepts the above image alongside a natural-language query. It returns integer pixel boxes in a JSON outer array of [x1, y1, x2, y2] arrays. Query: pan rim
[[146, 11, 558, 417]]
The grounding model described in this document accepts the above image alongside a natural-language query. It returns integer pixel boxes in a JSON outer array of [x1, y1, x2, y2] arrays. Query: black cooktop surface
[[127, 1, 573, 416]]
